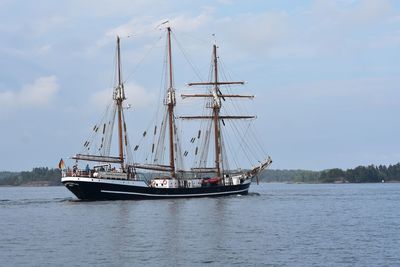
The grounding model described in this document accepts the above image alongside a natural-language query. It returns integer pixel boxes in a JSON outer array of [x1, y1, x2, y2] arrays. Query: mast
[[212, 44, 222, 177], [167, 27, 176, 178], [116, 36, 126, 170], [181, 44, 255, 178]]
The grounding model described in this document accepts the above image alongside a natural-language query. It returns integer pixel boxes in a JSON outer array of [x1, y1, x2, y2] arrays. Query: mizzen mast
[[181, 44, 255, 178]]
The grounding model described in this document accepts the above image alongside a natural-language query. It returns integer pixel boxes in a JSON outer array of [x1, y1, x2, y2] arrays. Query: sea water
[[0, 183, 399, 266]]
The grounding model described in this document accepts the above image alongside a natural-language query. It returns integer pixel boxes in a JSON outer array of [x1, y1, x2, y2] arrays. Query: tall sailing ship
[[61, 27, 272, 200]]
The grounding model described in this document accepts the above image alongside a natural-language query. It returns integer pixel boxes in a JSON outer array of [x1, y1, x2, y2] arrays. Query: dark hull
[[62, 179, 251, 200]]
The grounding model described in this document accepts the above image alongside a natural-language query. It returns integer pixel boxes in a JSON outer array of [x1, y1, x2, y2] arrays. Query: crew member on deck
[[72, 164, 77, 176]]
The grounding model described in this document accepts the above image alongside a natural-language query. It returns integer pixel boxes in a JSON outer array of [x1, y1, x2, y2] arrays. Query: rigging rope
[[123, 35, 164, 84]]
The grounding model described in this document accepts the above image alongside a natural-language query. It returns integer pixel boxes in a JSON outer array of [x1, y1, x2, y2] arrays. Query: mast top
[[114, 35, 126, 102]]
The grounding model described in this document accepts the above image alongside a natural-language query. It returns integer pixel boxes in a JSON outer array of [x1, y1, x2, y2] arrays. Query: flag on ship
[[58, 158, 65, 170]]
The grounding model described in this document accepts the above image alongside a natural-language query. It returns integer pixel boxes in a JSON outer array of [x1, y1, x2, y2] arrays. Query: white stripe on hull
[[100, 188, 249, 198], [62, 176, 148, 187], [62, 176, 252, 188]]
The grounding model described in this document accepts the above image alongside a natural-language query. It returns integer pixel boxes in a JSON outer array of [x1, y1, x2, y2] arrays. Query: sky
[[0, 0, 400, 171]]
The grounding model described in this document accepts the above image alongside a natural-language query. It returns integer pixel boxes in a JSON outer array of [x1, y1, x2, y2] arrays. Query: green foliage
[[343, 164, 400, 183], [320, 168, 345, 183], [259, 163, 400, 183], [259, 169, 320, 183], [1, 163, 400, 186], [0, 168, 61, 186], [0, 171, 18, 180]]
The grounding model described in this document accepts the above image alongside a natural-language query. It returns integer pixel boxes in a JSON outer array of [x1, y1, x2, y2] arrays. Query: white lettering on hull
[[61, 176, 148, 187]]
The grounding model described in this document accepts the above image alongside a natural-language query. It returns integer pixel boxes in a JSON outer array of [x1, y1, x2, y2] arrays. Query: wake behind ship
[[61, 26, 272, 200]]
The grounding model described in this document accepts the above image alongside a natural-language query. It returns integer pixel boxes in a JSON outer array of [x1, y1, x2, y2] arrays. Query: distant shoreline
[[2, 164, 400, 186], [2, 180, 400, 188]]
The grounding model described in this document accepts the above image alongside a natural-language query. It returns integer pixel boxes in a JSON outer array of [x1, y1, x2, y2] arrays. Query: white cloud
[[125, 83, 156, 108], [276, 76, 400, 109], [38, 44, 52, 54], [254, 0, 397, 58], [96, 10, 213, 49], [0, 76, 59, 110], [67, 0, 168, 18], [216, 11, 289, 56], [93, 17, 159, 50], [90, 88, 113, 108], [90, 82, 155, 110], [168, 12, 213, 32], [369, 30, 400, 48], [217, 0, 233, 5], [346, 0, 392, 24], [311, 0, 392, 27], [86, 3, 393, 67], [89, 9, 289, 62], [29, 15, 67, 37]]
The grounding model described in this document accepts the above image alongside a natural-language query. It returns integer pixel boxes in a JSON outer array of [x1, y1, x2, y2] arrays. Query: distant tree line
[[0, 167, 61, 186], [0, 171, 17, 180], [1, 163, 400, 186], [259, 163, 400, 183], [258, 169, 320, 183], [319, 163, 400, 183]]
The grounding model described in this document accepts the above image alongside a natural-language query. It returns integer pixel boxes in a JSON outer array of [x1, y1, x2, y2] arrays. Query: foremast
[[72, 36, 130, 169]]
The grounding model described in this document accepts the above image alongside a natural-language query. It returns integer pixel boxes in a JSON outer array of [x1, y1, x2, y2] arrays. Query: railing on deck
[[65, 170, 91, 178], [63, 169, 135, 180]]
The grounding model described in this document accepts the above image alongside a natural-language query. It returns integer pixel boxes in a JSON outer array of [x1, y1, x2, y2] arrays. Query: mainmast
[[166, 27, 176, 178], [212, 44, 222, 177], [127, 28, 179, 176], [115, 36, 126, 170]]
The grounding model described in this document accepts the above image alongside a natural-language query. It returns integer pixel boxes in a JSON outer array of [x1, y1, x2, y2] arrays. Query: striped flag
[[58, 158, 65, 170]]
